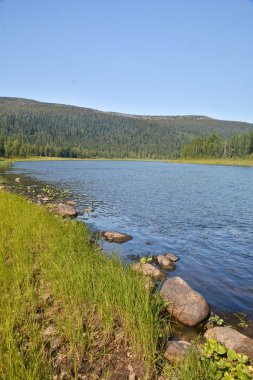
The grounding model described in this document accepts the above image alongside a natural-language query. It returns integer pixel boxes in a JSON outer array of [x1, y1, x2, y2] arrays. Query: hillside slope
[[1, 97, 253, 158]]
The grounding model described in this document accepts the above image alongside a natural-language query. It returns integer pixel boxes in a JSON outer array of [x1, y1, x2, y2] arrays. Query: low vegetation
[[201, 339, 252, 380], [0, 191, 165, 379]]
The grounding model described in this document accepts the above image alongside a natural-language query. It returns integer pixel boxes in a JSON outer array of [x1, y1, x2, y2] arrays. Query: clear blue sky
[[1, 0, 253, 122]]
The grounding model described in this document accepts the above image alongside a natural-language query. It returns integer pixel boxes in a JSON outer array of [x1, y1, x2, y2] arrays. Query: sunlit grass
[[0, 191, 164, 379], [6, 155, 253, 166], [161, 346, 215, 380]]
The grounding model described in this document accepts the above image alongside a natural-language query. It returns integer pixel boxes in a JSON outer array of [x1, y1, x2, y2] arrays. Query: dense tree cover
[[181, 133, 253, 158], [0, 97, 253, 159]]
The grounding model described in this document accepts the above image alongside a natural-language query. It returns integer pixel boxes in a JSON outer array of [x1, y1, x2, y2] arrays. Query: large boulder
[[132, 262, 164, 280], [164, 340, 191, 362], [204, 327, 253, 360], [160, 277, 209, 326], [52, 203, 77, 217], [104, 231, 132, 243]]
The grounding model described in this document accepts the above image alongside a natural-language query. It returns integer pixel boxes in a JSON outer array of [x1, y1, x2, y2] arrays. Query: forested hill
[[1, 97, 253, 159]]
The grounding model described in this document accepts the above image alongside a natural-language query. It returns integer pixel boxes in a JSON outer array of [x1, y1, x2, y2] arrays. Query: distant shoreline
[[3, 156, 253, 167]]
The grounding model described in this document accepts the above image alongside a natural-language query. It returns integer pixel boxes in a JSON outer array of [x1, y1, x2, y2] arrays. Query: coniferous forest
[[0, 97, 253, 159]]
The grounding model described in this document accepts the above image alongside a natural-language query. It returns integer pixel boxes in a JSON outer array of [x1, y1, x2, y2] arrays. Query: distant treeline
[[181, 133, 253, 159], [1, 97, 253, 159]]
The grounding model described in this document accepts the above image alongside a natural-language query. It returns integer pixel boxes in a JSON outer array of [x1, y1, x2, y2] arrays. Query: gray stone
[[132, 262, 163, 280], [160, 277, 209, 326], [157, 255, 176, 269], [65, 200, 76, 206], [52, 203, 77, 217], [40, 196, 50, 203], [204, 327, 253, 360], [15, 177, 21, 183], [164, 340, 191, 362], [51, 336, 62, 351], [164, 253, 179, 262], [104, 231, 132, 243], [144, 277, 156, 290], [44, 324, 56, 339]]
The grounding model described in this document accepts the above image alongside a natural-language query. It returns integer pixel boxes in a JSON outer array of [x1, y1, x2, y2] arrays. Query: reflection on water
[[8, 160, 253, 315]]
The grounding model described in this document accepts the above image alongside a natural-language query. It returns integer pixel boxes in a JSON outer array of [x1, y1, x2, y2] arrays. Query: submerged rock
[[39, 196, 50, 203], [104, 231, 132, 243], [132, 262, 163, 280], [144, 277, 156, 291], [160, 277, 209, 326], [52, 203, 78, 217], [65, 200, 76, 206], [204, 327, 253, 360], [157, 255, 176, 269], [164, 340, 191, 362], [164, 253, 179, 262]]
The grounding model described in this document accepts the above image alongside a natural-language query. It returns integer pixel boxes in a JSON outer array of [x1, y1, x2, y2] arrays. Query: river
[[7, 160, 253, 316]]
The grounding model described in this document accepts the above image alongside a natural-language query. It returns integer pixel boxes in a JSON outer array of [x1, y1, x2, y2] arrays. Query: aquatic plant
[[140, 256, 153, 264], [208, 314, 225, 326], [202, 338, 252, 379]]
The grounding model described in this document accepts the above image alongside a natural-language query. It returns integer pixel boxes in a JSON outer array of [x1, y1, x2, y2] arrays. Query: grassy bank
[[0, 191, 165, 379], [166, 157, 253, 167], [2, 156, 252, 166], [1, 191, 252, 379]]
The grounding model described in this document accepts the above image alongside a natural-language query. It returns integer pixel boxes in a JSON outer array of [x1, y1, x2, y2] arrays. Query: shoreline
[[1, 166, 253, 335], [2, 156, 253, 167], [1, 166, 253, 378]]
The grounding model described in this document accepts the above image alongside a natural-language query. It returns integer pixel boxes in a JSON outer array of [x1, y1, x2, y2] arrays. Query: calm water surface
[[10, 161, 253, 314]]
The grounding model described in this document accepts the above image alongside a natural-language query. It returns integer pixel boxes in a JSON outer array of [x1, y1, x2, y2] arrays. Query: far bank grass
[[166, 157, 253, 167], [0, 191, 164, 379], [2, 156, 253, 167]]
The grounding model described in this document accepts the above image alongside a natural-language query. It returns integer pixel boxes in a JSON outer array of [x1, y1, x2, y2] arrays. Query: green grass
[[1, 190, 246, 379], [0, 191, 165, 379], [8, 155, 253, 167], [166, 157, 253, 167], [162, 346, 215, 380], [0, 159, 13, 169]]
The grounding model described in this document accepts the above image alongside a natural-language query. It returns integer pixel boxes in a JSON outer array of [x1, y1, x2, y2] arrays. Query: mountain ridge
[[0, 97, 253, 159], [0, 96, 246, 123]]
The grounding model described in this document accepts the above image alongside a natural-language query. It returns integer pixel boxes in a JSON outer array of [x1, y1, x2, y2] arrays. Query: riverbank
[[1, 156, 253, 166], [1, 175, 253, 379], [0, 191, 165, 379]]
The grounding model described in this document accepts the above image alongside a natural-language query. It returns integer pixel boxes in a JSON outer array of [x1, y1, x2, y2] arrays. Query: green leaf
[[214, 371, 223, 379], [215, 343, 227, 355], [217, 360, 229, 370], [223, 372, 235, 380], [227, 349, 238, 361], [208, 338, 218, 345], [236, 363, 251, 380], [237, 354, 249, 364]]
